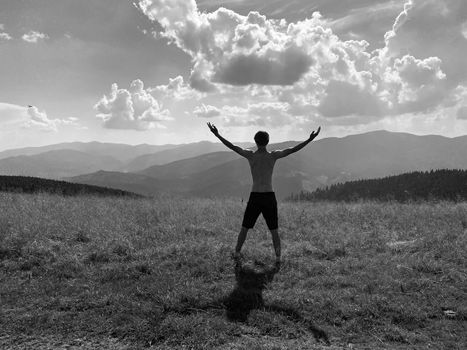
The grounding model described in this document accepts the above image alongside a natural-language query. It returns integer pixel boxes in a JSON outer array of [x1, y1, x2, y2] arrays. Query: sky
[[1, 0, 467, 150]]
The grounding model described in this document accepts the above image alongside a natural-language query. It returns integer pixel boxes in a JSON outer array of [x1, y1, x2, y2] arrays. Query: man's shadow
[[223, 257, 330, 345], [162, 257, 330, 345], [224, 257, 280, 322]]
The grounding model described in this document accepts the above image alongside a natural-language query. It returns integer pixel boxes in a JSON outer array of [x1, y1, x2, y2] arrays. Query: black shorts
[[242, 192, 278, 230]]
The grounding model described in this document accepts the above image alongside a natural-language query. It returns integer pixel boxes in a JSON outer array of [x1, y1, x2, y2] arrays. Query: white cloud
[[0, 103, 78, 132], [139, 0, 459, 129], [462, 21, 467, 40], [193, 104, 221, 118], [26, 106, 79, 132], [328, 1, 404, 43], [384, 0, 467, 86], [26, 106, 58, 131], [22, 30, 49, 43], [0, 24, 12, 41], [0, 32, 12, 41], [95, 79, 171, 131], [384, 0, 413, 46], [139, 1, 321, 87], [150, 75, 202, 101]]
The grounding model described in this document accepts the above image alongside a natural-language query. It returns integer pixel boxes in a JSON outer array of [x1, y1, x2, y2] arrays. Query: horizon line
[[1, 129, 466, 153]]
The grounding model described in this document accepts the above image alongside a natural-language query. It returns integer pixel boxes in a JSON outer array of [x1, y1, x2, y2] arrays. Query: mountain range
[[1, 131, 467, 199], [0, 141, 178, 162]]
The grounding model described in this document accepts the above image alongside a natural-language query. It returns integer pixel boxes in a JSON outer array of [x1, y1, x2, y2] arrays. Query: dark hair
[[254, 131, 269, 146]]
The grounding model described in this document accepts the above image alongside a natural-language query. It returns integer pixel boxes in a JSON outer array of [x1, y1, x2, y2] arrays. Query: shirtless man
[[207, 122, 321, 262]]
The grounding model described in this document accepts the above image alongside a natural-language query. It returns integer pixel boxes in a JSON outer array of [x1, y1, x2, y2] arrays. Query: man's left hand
[[309, 126, 321, 141]]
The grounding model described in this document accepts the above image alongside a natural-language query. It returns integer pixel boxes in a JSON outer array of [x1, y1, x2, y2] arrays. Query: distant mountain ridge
[[0, 149, 122, 179], [0, 141, 178, 163], [0, 141, 246, 178], [124, 141, 254, 172], [3, 131, 467, 199], [67, 131, 467, 199]]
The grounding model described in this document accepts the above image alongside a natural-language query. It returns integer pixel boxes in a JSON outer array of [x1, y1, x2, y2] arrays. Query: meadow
[[0, 192, 466, 349]]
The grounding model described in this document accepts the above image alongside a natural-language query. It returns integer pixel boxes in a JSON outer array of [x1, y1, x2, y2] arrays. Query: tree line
[[289, 169, 467, 202], [0, 176, 140, 197]]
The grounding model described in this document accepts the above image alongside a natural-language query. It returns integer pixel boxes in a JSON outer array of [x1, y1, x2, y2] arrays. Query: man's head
[[254, 131, 269, 147]]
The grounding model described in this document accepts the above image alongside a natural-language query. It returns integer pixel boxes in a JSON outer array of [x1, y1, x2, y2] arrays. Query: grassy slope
[[0, 193, 466, 349]]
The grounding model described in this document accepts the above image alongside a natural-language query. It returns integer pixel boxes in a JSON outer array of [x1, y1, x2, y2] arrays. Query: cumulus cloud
[[139, 1, 320, 87], [0, 24, 12, 41], [150, 75, 202, 100], [26, 106, 59, 131], [26, 106, 79, 131], [384, 0, 467, 85], [462, 21, 467, 40], [384, 0, 413, 45], [0, 103, 78, 131], [95, 79, 171, 130], [0, 32, 12, 41], [22, 30, 49, 43], [139, 0, 465, 124], [138, 0, 466, 129], [193, 104, 221, 118]]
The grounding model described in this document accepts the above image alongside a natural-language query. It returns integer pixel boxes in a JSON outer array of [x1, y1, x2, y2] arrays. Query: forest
[[289, 169, 467, 202], [0, 175, 139, 197]]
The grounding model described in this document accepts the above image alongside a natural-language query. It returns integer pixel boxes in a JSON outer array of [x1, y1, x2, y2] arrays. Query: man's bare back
[[244, 149, 276, 192]]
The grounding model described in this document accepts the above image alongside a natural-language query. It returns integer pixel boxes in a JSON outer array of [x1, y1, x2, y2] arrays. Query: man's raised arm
[[273, 127, 321, 159], [207, 122, 252, 158]]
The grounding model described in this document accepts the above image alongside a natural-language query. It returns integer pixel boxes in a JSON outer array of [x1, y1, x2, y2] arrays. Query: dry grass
[[0, 192, 466, 349]]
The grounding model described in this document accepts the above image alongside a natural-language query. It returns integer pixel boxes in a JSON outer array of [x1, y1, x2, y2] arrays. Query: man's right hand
[[207, 122, 219, 136], [309, 126, 321, 141]]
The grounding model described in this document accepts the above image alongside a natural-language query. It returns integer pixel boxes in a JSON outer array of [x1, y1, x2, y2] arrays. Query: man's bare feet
[[232, 251, 242, 261], [274, 258, 281, 271]]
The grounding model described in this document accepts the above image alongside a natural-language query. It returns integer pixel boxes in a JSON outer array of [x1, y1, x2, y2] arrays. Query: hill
[[137, 151, 240, 179], [69, 141, 303, 198], [0, 149, 123, 179], [0, 175, 139, 197], [290, 169, 467, 202], [66, 170, 176, 196], [68, 131, 467, 199], [6, 131, 467, 199], [124, 141, 255, 172], [0, 141, 177, 163], [306, 131, 467, 180]]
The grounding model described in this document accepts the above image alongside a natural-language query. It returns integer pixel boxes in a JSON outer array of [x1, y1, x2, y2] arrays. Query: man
[[207, 122, 321, 262]]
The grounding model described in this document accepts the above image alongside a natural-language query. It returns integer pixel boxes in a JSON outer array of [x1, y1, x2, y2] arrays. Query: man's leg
[[263, 193, 280, 262], [237, 193, 260, 258], [270, 228, 281, 261], [234, 226, 249, 257]]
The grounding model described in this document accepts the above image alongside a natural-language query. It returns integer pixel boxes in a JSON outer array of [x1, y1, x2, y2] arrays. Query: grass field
[[0, 192, 466, 349]]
